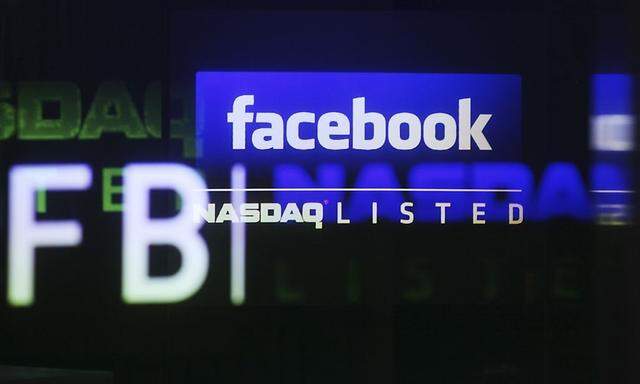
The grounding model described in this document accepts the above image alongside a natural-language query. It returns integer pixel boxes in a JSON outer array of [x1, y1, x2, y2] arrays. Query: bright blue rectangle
[[196, 72, 521, 168], [591, 74, 632, 115]]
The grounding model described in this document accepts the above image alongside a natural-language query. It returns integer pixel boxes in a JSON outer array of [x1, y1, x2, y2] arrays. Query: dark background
[[0, 0, 639, 383]]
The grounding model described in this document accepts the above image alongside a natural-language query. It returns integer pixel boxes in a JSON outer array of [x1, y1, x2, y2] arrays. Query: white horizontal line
[[590, 190, 635, 194], [195, 188, 522, 193]]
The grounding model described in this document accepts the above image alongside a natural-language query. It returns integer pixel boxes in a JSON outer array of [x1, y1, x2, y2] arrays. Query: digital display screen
[[0, 3, 637, 384]]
